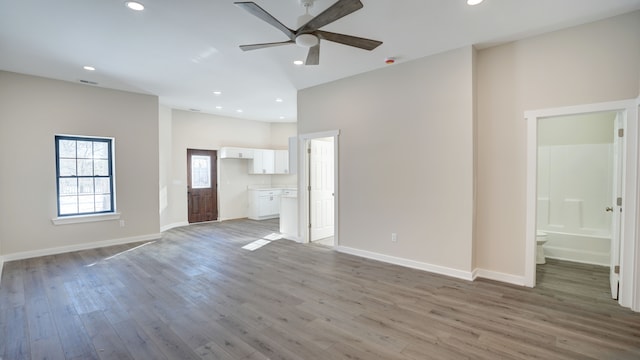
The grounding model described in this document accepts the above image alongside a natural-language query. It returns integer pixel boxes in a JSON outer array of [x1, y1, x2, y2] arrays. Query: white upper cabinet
[[219, 147, 254, 159], [274, 150, 289, 174], [248, 149, 275, 174]]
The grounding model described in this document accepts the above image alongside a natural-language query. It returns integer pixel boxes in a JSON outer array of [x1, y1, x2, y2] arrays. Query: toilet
[[536, 231, 548, 264]]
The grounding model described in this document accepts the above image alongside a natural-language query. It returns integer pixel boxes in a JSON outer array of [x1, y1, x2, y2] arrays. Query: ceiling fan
[[234, 0, 383, 65]]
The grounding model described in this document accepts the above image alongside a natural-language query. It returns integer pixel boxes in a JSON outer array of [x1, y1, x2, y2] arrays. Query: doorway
[[309, 137, 335, 244], [536, 111, 620, 298], [299, 130, 339, 245], [187, 149, 218, 223], [525, 99, 638, 310]]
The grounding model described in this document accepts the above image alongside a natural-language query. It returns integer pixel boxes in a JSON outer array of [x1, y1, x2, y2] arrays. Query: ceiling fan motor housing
[[299, 0, 315, 8]]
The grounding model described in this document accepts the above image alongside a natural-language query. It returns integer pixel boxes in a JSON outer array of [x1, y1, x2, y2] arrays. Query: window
[[55, 135, 114, 216]]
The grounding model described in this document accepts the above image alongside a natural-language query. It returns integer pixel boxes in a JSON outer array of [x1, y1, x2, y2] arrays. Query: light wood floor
[[2, 219, 640, 359]]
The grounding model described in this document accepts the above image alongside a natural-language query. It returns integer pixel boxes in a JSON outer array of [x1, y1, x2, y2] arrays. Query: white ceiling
[[1, 0, 639, 122]]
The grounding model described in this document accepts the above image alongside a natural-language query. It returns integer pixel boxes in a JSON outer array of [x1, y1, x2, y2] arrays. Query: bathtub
[[541, 230, 610, 266]]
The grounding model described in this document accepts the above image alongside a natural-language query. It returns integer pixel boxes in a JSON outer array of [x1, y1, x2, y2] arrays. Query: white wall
[[298, 46, 475, 275], [476, 11, 640, 276], [160, 110, 296, 229], [0, 71, 160, 257]]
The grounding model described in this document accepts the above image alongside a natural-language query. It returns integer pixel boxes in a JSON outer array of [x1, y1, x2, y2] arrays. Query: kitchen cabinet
[[219, 147, 254, 159], [274, 150, 289, 174], [280, 189, 298, 239], [248, 189, 282, 220], [248, 149, 275, 174]]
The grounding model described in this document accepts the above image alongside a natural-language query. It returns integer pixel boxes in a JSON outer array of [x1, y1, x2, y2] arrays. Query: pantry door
[[187, 149, 218, 223]]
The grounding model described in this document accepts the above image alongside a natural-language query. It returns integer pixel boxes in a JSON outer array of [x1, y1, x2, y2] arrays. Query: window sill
[[52, 212, 121, 226]]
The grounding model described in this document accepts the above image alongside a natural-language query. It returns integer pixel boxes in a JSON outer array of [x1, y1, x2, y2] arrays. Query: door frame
[[524, 99, 638, 310], [186, 148, 219, 223], [298, 130, 340, 245]]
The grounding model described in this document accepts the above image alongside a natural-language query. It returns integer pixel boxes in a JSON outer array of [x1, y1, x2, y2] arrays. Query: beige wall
[[0, 71, 160, 256], [159, 105, 173, 227], [298, 46, 475, 273], [476, 11, 640, 276], [162, 110, 296, 228]]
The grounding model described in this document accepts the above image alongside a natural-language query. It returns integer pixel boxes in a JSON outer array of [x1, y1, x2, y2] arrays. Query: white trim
[[52, 212, 121, 225], [299, 129, 340, 140], [0, 256, 4, 285], [336, 246, 474, 281], [525, 99, 638, 311], [627, 96, 640, 312], [2, 233, 161, 262], [472, 268, 527, 286], [160, 221, 189, 232]]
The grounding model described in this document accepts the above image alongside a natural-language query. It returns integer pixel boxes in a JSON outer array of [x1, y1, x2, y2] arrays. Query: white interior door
[[309, 138, 334, 241], [610, 111, 624, 299]]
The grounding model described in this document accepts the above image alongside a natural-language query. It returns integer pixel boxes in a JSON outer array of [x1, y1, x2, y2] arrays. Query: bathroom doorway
[[525, 99, 638, 310], [536, 111, 620, 297]]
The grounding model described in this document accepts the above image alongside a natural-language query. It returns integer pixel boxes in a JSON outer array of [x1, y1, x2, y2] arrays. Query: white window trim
[[52, 212, 121, 225]]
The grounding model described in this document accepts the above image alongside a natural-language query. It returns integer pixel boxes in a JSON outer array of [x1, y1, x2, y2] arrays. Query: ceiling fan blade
[[316, 30, 382, 50], [234, 2, 295, 40], [297, 0, 363, 34], [305, 45, 320, 65], [239, 40, 295, 51]]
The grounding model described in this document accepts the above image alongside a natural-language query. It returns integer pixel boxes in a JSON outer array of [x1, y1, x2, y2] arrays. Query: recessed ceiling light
[[279, 116, 285, 120], [236, 109, 243, 113], [83, 66, 95, 71], [213, 91, 222, 95], [275, 98, 283, 103], [125, 1, 145, 11], [467, 0, 483, 5], [293, 60, 304, 66], [215, 106, 222, 110]]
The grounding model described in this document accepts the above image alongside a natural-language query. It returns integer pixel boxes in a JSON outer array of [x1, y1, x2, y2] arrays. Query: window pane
[[77, 141, 93, 158], [95, 195, 112, 212], [78, 159, 93, 176], [59, 140, 76, 158], [191, 155, 211, 189], [56, 136, 114, 217], [78, 178, 94, 194], [93, 142, 108, 159], [94, 159, 109, 176], [78, 195, 95, 213], [59, 159, 76, 176], [95, 178, 110, 194], [59, 196, 78, 215], [59, 178, 77, 195]]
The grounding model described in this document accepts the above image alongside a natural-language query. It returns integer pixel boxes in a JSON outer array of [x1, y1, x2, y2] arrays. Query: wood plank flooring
[[1, 219, 640, 359]]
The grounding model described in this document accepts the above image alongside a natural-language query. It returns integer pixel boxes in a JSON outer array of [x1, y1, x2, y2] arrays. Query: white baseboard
[[472, 268, 527, 286], [281, 233, 302, 243], [2, 233, 162, 262], [335, 246, 474, 281], [160, 221, 189, 232]]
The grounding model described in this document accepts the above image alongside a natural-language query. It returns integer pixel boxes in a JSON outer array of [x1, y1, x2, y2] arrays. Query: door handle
[[606, 207, 613, 212]]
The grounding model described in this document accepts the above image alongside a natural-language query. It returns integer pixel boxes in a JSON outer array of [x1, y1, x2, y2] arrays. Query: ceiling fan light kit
[[234, 0, 383, 65], [295, 34, 319, 48]]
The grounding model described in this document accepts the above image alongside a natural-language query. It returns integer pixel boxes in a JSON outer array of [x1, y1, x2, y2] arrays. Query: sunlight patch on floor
[[241, 233, 283, 251]]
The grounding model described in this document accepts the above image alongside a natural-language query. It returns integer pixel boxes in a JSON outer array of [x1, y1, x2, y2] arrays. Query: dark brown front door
[[187, 149, 218, 223]]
